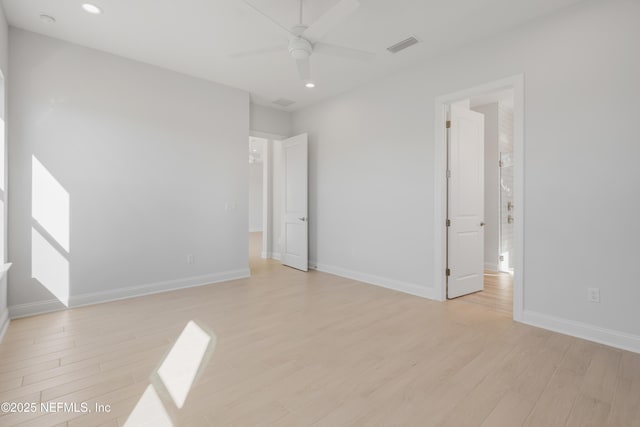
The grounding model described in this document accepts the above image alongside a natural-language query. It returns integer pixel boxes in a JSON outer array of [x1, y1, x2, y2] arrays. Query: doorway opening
[[247, 132, 309, 273], [434, 75, 524, 321], [248, 133, 285, 273], [248, 136, 266, 268]]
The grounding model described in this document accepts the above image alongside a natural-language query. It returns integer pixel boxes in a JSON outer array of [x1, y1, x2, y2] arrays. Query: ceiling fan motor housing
[[288, 37, 313, 60]]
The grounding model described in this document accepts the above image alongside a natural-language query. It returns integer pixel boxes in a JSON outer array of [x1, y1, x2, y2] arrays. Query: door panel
[[281, 134, 308, 271], [448, 106, 485, 298]]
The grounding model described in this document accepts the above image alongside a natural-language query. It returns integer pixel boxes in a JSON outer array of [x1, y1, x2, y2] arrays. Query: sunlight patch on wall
[[32, 156, 70, 252], [32, 227, 69, 306]]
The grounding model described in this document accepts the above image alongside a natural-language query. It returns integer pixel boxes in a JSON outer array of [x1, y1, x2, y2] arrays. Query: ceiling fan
[[234, 0, 375, 87]]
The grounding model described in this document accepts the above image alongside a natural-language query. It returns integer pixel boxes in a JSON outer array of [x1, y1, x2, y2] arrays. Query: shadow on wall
[[31, 155, 70, 307]]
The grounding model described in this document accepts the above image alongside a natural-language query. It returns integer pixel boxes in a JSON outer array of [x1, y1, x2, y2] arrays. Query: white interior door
[[447, 106, 485, 298], [281, 133, 308, 271]]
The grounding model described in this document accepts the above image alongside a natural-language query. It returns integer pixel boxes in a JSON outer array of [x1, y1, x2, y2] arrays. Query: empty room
[[0, 0, 639, 426]]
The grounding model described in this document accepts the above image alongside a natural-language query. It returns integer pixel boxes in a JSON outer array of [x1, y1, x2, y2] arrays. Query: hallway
[[454, 271, 514, 317]]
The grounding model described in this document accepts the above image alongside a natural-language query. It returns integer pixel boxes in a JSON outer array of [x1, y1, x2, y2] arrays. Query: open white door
[[447, 106, 485, 298], [281, 133, 308, 271]]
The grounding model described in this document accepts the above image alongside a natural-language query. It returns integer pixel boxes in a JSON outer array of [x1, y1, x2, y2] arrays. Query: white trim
[[250, 130, 286, 140], [262, 138, 273, 260], [0, 264, 11, 341], [311, 261, 437, 300], [522, 310, 640, 354], [260, 251, 281, 260], [8, 300, 63, 319], [434, 74, 525, 322], [512, 75, 525, 322], [433, 100, 448, 301], [8, 269, 250, 319], [249, 227, 263, 233], [0, 308, 9, 342]]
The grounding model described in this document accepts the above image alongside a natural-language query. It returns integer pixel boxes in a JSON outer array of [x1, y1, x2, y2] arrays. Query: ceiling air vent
[[386, 36, 420, 54], [272, 98, 296, 108]]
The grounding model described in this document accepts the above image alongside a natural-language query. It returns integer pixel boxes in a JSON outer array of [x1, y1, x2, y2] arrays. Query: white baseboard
[[522, 310, 640, 354], [9, 269, 250, 319], [310, 261, 436, 300], [9, 300, 65, 319], [484, 262, 499, 272], [260, 251, 281, 260], [0, 308, 9, 343]]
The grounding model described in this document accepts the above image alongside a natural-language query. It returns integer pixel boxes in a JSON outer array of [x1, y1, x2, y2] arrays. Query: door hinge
[[446, 120, 451, 129], [446, 170, 451, 178], [446, 268, 451, 277], [499, 160, 504, 167], [446, 219, 451, 227]]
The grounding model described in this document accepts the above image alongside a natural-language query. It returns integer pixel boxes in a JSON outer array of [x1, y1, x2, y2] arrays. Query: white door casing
[[281, 133, 308, 271], [447, 106, 485, 298]]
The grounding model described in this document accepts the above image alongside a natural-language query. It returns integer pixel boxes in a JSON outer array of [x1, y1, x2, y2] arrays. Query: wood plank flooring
[[0, 234, 638, 426], [455, 271, 514, 317]]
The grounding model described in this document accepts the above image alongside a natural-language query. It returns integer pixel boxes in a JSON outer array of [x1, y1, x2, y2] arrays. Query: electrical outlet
[[587, 287, 600, 303], [187, 254, 194, 265]]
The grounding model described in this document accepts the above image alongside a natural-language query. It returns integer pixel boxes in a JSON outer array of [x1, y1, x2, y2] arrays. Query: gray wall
[[8, 29, 250, 316], [250, 103, 292, 137], [293, 0, 640, 343]]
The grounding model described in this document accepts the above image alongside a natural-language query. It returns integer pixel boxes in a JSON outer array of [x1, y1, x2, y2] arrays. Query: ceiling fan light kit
[[81, 3, 102, 15], [237, 0, 374, 89], [288, 37, 312, 60]]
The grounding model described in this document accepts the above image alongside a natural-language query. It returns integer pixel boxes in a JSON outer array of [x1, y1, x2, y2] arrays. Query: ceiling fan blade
[[314, 42, 375, 62], [296, 58, 311, 82], [229, 45, 287, 59], [303, 0, 360, 42], [242, 0, 294, 38]]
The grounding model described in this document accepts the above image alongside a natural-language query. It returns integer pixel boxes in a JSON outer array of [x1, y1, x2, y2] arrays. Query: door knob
[[299, 217, 307, 222], [480, 222, 485, 227]]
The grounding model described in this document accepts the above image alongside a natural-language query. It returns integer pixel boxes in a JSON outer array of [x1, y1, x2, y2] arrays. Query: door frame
[[249, 131, 286, 262], [433, 74, 525, 321]]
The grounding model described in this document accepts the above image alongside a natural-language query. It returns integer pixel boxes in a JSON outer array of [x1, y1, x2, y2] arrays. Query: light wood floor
[[455, 271, 514, 318], [0, 236, 638, 426]]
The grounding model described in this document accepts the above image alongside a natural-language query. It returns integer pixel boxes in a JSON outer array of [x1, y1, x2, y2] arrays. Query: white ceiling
[[2, 0, 585, 111]]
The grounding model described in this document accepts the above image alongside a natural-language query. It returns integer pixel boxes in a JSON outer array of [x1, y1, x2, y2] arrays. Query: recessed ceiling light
[[81, 3, 102, 14], [305, 82, 315, 88], [39, 14, 56, 24]]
